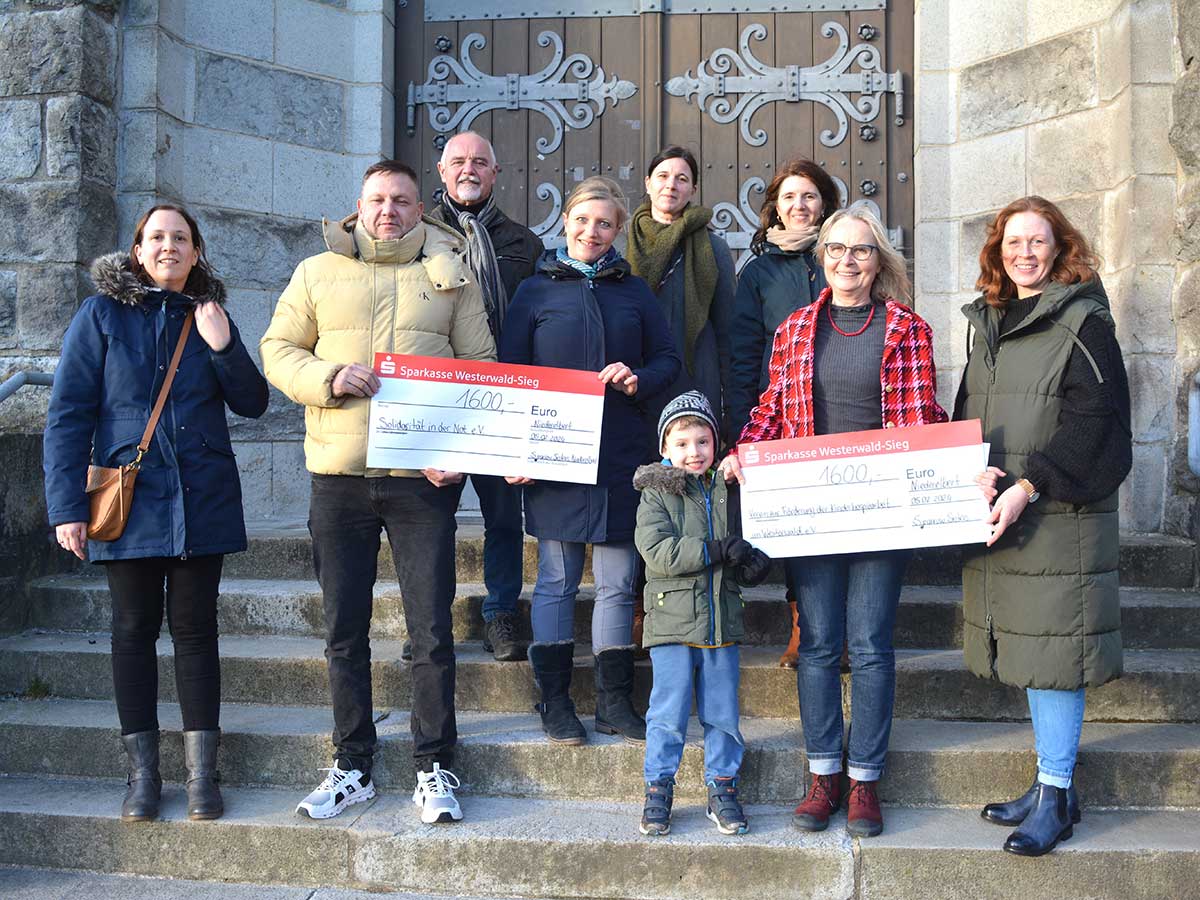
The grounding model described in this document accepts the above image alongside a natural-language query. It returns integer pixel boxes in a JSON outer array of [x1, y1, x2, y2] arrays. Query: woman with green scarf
[[628, 146, 737, 449]]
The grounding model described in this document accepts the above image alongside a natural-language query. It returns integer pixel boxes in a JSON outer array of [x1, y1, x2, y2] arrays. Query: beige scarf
[[766, 224, 821, 253]]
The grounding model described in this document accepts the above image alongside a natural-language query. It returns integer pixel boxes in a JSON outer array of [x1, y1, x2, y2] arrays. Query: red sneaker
[[792, 773, 842, 832], [847, 778, 883, 837]]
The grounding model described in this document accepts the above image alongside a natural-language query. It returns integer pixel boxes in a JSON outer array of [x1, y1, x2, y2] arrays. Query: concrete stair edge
[[2, 698, 1200, 808], [1, 776, 1198, 900], [3, 634, 1199, 723], [21, 576, 1200, 651], [214, 523, 1198, 588]]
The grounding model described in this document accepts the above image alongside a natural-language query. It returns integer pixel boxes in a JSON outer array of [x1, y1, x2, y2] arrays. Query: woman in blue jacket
[[43, 204, 269, 823], [500, 177, 680, 747]]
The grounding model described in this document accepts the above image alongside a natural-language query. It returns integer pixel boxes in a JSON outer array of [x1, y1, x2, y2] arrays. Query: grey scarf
[[445, 194, 507, 340]]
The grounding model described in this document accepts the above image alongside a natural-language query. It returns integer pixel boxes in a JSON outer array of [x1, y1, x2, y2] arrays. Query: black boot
[[120, 730, 162, 822], [983, 775, 1081, 826], [183, 730, 224, 820], [1003, 782, 1074, 857], [529, 642, 586, 745], [593, 647, 646, 743]]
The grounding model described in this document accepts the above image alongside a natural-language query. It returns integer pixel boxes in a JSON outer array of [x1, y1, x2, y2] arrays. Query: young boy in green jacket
[[633, 391, 771, 836]]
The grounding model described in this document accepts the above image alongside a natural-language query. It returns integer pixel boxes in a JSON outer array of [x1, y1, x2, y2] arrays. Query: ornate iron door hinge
[[407, 31, 638, 154], [711, 177, 766, 273], [666, 22, 904, 148], [531, 182, 566, 248]]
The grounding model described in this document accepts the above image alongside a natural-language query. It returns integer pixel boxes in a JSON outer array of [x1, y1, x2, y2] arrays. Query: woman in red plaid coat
[[719, 206, 947, 838]]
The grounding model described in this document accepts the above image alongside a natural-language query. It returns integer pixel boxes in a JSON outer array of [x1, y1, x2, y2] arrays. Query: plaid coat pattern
[[737, 288, 947, 445]]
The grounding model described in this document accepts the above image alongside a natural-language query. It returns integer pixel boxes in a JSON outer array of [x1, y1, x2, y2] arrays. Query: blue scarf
[[556, 246, 619, 279]]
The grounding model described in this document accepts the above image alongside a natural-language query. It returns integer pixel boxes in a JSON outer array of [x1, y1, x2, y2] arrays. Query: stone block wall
[[116, 0, 396, 520], [914, 0, 1193, 535], [0, 0, 119, 431], [1171, 0, 1200, 535]]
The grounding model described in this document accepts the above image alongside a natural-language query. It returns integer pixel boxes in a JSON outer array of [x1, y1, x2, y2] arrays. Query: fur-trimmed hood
[[633, 462, 709, 495], [89, 252, 227, 307]]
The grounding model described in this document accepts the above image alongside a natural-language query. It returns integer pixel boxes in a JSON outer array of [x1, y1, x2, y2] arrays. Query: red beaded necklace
[[827, 301, 876, 337]]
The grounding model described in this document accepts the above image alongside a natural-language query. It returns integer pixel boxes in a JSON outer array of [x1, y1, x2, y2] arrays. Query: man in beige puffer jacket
[[262, 159, 495, 826]]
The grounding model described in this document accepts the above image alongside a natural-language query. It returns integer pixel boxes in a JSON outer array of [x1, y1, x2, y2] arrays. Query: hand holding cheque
[[365, 354, 606, 484], [734, 421, 994, 557]]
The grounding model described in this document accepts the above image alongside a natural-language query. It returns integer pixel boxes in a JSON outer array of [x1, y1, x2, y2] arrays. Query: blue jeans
[[530, 539, 637, 651], [644, 644, 744, 783], [1028, 688, 1086, 788], [471, 474, 524, 622], [787, 550, 909, 781]]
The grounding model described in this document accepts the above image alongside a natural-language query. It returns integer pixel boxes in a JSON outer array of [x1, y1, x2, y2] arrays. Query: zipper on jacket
[[703, 477, 717, 646], [160, 299, 185, 558]]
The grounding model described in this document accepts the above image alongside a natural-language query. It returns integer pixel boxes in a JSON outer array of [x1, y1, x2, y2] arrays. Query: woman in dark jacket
[[958, 196, 1131, 857], [727, 157, 840, 436], [627, 146, 736, 446], [44, 204, 269, 823], [500, 177, 680, 747], [728, 157, 841, 668]]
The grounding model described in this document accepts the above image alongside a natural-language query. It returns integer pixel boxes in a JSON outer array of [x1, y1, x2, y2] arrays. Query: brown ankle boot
[[847, 778, 883, 837], [631, 604, 649, 660], [778, 599, 800, 668], [792, 773, 841, 831]]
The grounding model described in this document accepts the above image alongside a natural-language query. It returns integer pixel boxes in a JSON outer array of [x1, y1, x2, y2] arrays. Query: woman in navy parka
[[43, 204, 269, 823], [500, 177, 680, 748]]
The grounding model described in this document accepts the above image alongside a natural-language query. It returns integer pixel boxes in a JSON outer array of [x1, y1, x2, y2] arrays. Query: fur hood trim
[[633, 462, 693, 494], [89, 252, 227, 307]]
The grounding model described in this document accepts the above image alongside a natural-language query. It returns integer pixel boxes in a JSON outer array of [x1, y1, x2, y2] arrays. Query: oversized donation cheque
[[738, 420, 992, 558], [365, 353, 605, 484]]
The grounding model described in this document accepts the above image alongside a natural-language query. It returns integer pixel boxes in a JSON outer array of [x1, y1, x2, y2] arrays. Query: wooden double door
[[395, 1, 913, 269]]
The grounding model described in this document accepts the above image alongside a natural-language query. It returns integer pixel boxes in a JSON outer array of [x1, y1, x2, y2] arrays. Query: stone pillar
[[915, 0, 1185, 534], [1170, 0, 1200, 536], [0, 0, 118, 431], [118, 0, 397, 520]]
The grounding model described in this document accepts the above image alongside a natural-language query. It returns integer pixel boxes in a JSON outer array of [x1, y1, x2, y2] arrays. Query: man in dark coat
[[429, 130, 543, 661]]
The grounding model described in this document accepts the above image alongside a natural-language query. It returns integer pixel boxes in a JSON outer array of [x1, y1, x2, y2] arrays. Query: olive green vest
[[959, 280, 1122, 691]]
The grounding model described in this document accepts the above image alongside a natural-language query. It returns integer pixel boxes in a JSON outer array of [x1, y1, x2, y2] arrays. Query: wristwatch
[[1016, 477, 1040, 503]]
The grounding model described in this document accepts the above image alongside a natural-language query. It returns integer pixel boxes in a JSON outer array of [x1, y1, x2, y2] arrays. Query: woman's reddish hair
[[976, 196, 1099, 308]]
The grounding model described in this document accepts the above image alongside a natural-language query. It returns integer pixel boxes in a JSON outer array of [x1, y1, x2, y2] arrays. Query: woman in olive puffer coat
[[957, 196, 1131, 858]]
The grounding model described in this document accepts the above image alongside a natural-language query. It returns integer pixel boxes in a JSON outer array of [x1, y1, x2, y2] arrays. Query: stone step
[[0, 776, 1197, 899], [3, 698, 1198, 808], [25, 574, 1200, 651], [222, 521, 1197, 589], [3, 633, 1198, 723], [0, 867, 506, 900]]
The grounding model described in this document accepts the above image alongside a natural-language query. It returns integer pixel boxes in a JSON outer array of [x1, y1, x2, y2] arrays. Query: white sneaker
[[296, 765, 376, 819], [412, 764, 463, 824]]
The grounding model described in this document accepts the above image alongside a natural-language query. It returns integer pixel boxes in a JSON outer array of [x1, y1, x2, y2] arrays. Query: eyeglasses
[[823, 243, 878, 261]]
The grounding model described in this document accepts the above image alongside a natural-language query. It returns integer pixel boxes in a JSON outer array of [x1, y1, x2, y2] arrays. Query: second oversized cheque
[[737, 420, 993, 558], [365, 353, 605, 484]]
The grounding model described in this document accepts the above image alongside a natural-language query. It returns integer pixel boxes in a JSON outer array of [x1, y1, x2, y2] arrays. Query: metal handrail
[[0, 371, 53, 405]]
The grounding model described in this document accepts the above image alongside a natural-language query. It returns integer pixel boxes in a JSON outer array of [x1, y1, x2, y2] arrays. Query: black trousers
[[103, 554, 224, 735], [309, 474, 462, 775]]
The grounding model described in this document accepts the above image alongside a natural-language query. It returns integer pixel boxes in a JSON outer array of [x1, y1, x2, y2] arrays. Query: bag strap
[[133, 310, 194, 465]]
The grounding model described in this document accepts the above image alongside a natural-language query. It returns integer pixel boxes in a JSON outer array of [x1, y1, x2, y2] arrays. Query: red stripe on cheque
[[373, 353, 605, 396], [737, 420, 983, 467]]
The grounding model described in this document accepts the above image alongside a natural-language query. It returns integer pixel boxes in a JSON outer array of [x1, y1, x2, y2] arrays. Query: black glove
[[706, 535, 753, 567], [735, 548, 772, 587]]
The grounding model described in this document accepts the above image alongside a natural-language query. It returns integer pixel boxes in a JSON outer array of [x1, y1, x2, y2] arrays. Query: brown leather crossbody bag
[[86, 311, 194, 541]]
